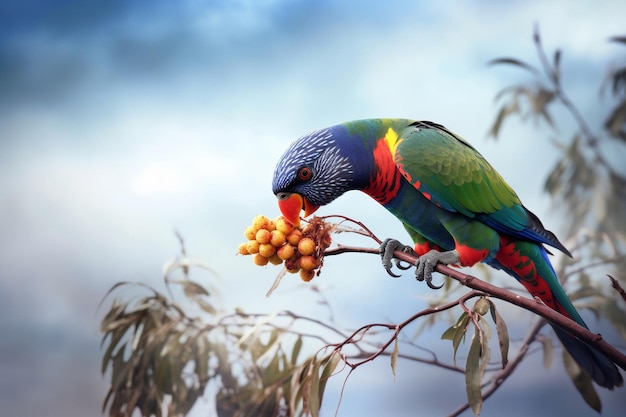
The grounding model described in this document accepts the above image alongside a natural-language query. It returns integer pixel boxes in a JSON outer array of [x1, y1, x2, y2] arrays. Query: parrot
[[271, 118, 623, 389]]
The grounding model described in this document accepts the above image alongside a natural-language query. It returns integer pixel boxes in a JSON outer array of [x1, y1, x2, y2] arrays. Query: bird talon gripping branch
[[379, 238, 412, 278], [414, 249, 459, 290]]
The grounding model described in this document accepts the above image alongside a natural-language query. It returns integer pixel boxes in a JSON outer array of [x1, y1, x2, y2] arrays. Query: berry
[[238, 243, 249, 255], [268, 253, 283, 265], [297, 237, 315, 256], [275, 217, 294, 235], [269, 230, 286, 247], [287, 229, 302, 246], [252, 215, 270, 232], [255, 228, 271, 244], [259, 243, 276, 258], [246, 240, 260, 254], [299, 255, 319, 271], [299, 269, 315, 282], [253, 254, 268, 266], [277, 244, 295, 260], [244, 226, 256, 240]]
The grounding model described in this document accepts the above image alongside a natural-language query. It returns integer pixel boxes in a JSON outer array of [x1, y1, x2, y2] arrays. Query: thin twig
[[609, 275, 626, 303]]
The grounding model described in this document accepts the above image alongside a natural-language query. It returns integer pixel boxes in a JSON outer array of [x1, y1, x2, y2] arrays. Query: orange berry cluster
[[238, 215, 332, 282]]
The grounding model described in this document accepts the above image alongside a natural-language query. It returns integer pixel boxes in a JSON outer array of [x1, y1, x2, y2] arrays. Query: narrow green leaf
[[214, 342, 236, 388], [487, 57, 539, 74], [478, 319, 491, 378], [194, 337, 210, 382], [441, 324, 458, 340], [290, 359, 309, 413], [291, 335, 303, 365], [308, 358, 322, 417], [101, 387, 113, 413], [544, 158, 566, 196], [563, 350, 602, 412], [257, 328, 284, 362], [553, 49, 562, 83], [530, 88, 555, 120], [101, 326, 128, 375], [605, 100, 626, 141], [263, 351, 282, 386], [452, 314, 470, 368], [489, 106, 509, 139], [237, 311, 280, 349], [391, 338, 399, 381], [155, 356, 173, 394], [196, 298, 218, 315], [466, 332, 483, 416], [97, 282, 133, 312], [318, 351, 341, 408], [99, 302, 126, 334], [610, 69, 626, 97], [442, 312, 470, 368], [173, 279, 210, 297], [488, 301, 510, 368], [109, 343, 131, 393]]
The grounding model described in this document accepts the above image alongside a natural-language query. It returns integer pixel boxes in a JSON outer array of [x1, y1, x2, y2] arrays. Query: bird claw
[[380, 240, 457, 290], [379, 238, 416, 278], [415, 250, 460, 290]]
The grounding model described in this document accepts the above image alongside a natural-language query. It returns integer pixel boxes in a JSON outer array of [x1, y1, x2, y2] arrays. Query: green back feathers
[[388, 120, 569, 254], [394, 121, 521, 217]]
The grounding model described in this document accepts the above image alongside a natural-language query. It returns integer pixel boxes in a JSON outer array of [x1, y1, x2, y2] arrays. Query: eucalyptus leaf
[[391, 338, 399, 380], [466, 332, 483, 416], [487, 57, 539, 74], [488, 300, 510, 368], [441, 312, 470, 368]]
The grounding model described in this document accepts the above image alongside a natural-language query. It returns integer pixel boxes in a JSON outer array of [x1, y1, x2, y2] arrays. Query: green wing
[[394, 121, 523, 221], [393, 120, 571, 257]]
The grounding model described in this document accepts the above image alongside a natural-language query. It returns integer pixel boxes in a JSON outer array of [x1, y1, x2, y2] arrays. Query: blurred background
[[1, 1, 625, 416]]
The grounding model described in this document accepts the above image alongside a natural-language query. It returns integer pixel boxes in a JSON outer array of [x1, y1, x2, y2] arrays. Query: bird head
[[272, 126, 357, 226]]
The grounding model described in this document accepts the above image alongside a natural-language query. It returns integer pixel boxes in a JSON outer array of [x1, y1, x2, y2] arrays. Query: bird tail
[[492, 237, 623, 389]]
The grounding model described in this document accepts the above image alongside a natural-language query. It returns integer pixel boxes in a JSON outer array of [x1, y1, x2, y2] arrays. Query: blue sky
[[1, 1, 625, 416]]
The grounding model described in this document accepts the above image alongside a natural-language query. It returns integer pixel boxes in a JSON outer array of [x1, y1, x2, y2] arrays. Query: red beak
[[277, 193, 320, 226]]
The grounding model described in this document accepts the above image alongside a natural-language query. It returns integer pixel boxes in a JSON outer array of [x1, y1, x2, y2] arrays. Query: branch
[[324, 245, 626, 372]]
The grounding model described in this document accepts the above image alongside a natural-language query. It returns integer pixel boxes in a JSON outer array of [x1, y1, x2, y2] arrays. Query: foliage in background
[[485, 28, 626, 410], [488, 26, 626, 342], [100, 30, 626, 417], [100, 249, 340, 417], [489, 29, 626, 253]]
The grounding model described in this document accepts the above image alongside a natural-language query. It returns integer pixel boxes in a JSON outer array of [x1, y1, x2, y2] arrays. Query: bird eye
[[297, 167, 312, 181]]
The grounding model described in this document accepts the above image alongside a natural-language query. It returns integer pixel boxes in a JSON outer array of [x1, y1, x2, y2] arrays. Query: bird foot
[[380, 240, 458, 289], [379, 238, 417, 278], [415, 250, 459, 289]]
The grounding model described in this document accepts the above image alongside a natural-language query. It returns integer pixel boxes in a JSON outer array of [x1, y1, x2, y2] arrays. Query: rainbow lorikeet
[[271, 118, 623, 389]]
